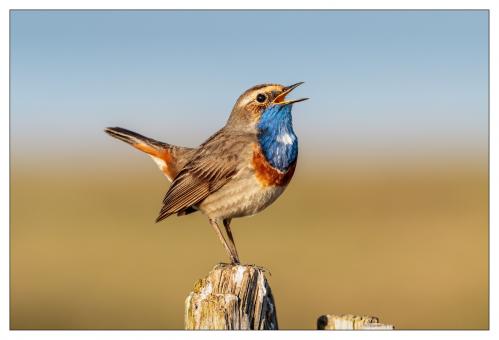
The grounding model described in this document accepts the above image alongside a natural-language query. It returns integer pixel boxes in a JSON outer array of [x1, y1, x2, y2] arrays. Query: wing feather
[[155, 129, 251, 222]]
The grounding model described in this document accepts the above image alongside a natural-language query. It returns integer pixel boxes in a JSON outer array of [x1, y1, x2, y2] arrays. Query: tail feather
[[105, 127, 169, 149], [105, 127, 194, 181]]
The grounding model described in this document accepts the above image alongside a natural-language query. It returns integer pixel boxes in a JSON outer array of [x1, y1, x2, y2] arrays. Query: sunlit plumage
[[105, 82, 308, 264]]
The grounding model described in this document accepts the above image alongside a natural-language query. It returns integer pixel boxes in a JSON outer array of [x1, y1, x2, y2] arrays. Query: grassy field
[[10, 154, 488, 329]]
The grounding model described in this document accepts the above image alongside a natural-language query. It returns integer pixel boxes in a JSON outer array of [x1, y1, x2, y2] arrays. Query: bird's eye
[[256, 93, 267, 103]]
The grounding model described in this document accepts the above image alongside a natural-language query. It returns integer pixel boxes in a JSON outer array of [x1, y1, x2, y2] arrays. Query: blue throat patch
[[257, 104, 298, 171]]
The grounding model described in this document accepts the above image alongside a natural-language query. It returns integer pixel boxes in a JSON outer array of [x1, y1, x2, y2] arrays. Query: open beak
[[273, 82, 309, 105]]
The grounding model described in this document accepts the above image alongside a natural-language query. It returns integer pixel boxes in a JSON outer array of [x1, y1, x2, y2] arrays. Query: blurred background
[[10, 10, 488, 329]]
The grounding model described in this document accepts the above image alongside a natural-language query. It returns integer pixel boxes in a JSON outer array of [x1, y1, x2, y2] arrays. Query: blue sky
[[10, 11, 488, 161]]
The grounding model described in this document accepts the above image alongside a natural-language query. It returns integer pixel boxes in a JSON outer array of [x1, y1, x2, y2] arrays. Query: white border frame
[[1, 1, 495, 339]]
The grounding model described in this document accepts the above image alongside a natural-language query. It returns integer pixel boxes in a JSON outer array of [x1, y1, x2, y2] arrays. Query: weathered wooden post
[[184, 264, 278, 330], [317, 314, 394, 330]]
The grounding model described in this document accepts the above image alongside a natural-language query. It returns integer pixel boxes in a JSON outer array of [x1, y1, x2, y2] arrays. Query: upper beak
[[273, 82, 309, 105]]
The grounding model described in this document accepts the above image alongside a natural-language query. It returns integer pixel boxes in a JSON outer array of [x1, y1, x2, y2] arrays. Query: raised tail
[[105, 127, 195, 181]]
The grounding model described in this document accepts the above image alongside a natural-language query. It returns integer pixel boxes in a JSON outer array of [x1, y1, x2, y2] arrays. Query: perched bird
[[105, 82, 308, 264]]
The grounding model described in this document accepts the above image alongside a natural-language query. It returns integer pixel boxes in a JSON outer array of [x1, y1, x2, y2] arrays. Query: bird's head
[[226, 82, 308, 131]]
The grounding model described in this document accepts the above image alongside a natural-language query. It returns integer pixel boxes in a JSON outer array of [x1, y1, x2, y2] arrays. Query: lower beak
[[273, 82, 309, 105]]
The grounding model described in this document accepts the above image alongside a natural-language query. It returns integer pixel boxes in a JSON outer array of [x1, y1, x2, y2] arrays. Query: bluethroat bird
[[105, 82, 308, 264]]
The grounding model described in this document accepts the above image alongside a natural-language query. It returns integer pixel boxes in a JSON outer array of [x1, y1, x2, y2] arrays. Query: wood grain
[[184, 264, 278, 330]]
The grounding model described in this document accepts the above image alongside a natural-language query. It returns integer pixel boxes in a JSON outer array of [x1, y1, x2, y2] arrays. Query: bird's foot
[[214, 262, 271, 275], [215, 262, 238, 269]]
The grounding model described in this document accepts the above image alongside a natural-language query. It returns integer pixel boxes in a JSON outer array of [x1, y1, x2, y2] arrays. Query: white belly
[[198, 172, 286, 220]]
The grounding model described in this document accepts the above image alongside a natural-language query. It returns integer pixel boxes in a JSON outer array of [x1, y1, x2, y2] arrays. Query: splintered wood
[[317, 314, 394, 330], [184, 264, 278, 330]]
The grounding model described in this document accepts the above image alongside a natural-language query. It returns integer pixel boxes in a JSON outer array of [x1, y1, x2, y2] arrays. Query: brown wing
[[155, 129, 251, 222]]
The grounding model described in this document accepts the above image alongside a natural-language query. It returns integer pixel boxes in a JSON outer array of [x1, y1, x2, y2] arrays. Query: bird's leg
[[209, 219, 240, 264], [223, 218, 240, 264]]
